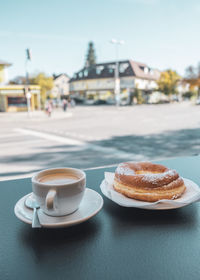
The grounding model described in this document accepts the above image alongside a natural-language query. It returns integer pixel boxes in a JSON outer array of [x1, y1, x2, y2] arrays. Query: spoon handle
[[32, 208, 41, 228]]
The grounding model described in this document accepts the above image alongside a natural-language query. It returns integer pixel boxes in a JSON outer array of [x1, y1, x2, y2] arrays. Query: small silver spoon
[[25, 195, 41, 228]]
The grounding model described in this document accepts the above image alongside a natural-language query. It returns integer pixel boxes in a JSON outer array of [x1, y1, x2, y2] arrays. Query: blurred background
[[0, 0, 200, 180]]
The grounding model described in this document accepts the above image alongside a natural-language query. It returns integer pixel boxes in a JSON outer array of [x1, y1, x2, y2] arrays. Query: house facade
[[0, 59, 41, 112], [51, 73, 70, 99], [0, 60, 12, 85], [69, 60, 160, 99], [0, 85, 41, 112]]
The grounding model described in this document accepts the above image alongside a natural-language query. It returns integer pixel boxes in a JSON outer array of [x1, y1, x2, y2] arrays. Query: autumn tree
[[30, 73, 53, 106], [134, 87, 144, 104], [85, 41, 96, 67], [157, 70, 180, 96], [184, 63, 200, 97]]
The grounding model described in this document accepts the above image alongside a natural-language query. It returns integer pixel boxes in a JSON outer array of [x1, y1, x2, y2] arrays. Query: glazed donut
[[113, 162, 186, 202]]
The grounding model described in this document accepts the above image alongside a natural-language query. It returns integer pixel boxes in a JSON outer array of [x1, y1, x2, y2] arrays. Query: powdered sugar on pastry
[[116, 164, 135, 176], [141, 170, 177, 185], [114, 162, 186, 202]]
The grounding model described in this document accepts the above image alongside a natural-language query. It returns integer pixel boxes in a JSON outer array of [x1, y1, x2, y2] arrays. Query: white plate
[[100, 172, 200, 210], [14, 188, 103, 228]]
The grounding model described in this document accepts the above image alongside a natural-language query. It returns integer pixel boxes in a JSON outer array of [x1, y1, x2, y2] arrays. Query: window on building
[[96, 67, 101, 75], [96, 66, 104, 75], [150, 69, 154, 75], [96, 69, 100, 75], [144, 67, 149, 74], [119, 63, 129, 73], [108, 65, 115, 74], [84, 69, 88, 77], [7, 97, 27, 107]]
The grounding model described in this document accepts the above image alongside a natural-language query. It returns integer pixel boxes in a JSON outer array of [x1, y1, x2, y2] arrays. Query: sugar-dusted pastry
[[114, 162, 186, 202]]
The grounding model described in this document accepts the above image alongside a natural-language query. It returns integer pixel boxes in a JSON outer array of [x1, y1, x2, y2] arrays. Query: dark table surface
[[1, 156, 200, 280]]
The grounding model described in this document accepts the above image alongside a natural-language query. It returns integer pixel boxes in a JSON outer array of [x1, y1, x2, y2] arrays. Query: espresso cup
[[32, 167, 86, 216]]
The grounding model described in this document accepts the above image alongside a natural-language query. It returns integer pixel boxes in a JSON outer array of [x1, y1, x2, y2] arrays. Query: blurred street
[[0, 102, 200, 181]]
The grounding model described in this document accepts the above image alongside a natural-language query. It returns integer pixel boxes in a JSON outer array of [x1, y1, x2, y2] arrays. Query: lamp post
[[25, 48, 32, 117], [110, 39, 124, 106]]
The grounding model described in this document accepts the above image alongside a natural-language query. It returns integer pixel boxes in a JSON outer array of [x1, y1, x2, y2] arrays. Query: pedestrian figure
[[63, 99, 67, 112], [70, 98, 76, 108], [47, 101, 52, 117], [44, 100, 48, 115], [68, 98, 71, 108]]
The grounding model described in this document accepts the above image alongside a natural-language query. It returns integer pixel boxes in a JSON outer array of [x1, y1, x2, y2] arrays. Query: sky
[[1, 0, 200, 79]]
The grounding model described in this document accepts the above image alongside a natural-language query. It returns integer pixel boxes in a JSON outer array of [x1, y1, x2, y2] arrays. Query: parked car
[[171, 95, 179, 102], [84, 99, 95, 105], [73, 97, 85, 104], [106, 98, 116, 105], [93, 99, 107, 105], [196, 98, 200, 105]]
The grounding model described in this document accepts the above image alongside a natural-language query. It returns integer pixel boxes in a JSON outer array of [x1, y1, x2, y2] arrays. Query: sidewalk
[[0, 109, 73, 122]]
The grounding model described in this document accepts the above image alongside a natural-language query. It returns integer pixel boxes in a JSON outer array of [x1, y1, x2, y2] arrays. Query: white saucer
[[100, 172, 200, 210], [14, 188, 103, 228]]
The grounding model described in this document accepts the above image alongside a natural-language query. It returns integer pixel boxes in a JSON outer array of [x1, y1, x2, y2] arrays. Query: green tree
[[85, 41, 96, 67], [157, 70, 180, 96], [30, 73, 53, 106]]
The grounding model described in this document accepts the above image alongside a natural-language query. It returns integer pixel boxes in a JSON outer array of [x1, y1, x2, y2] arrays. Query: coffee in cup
[[32, 168, 86, 216], [38, 173, 78, 185]]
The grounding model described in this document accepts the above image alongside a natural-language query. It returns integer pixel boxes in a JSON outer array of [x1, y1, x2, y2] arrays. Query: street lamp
[[110, 39, 125, 106], [25, 48, 32, 117]]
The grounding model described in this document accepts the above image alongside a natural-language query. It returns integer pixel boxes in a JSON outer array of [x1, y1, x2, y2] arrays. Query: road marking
[[15, 128, 84, 146], [15, 128, 146, 161], [0, 133, 19, 139], [0, 173, 34, 181]]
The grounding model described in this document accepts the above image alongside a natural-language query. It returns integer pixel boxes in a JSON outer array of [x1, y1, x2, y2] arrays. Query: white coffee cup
[[32, 167, 86, 216]]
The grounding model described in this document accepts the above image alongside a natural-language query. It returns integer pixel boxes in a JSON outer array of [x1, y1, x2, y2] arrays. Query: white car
[[196, 98, 200, 105]]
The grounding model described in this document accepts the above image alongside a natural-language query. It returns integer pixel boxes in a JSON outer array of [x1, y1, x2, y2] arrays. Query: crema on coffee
[[39, 174, 78, 185]]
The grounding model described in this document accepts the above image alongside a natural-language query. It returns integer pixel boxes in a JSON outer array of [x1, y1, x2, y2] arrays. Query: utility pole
[[110, 39, 124, 106], [25, 48, 32, 117]]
